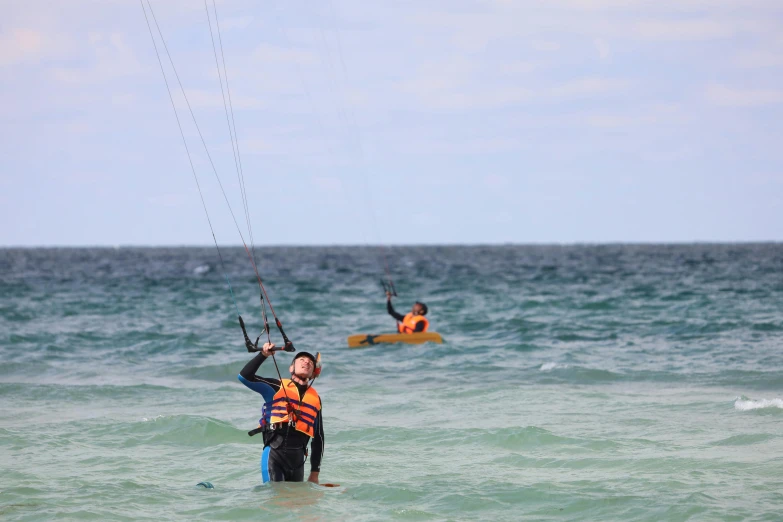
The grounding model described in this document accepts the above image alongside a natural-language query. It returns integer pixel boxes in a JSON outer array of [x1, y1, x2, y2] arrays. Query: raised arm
[[387, 298, 405, 322], [238, 351, 281, 399]]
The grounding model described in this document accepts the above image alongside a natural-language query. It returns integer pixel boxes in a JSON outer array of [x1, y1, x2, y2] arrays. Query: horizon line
[[1, 240, 781, 249]]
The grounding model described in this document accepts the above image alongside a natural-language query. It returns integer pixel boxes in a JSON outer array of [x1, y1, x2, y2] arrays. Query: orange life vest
[[269, 379, 321, 438], [397, 312, 429, 334]]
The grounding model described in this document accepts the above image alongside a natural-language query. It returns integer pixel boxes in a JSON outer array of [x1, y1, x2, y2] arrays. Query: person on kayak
[[386, 292, 429, 334], [238, 343, 324, 484]]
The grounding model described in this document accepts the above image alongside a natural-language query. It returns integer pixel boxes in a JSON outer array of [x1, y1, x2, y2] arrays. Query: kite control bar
[[239, 315, 295, 353], [381, 279, 397, 297]]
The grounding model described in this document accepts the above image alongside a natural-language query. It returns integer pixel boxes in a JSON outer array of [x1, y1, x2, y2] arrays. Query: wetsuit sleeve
[[387, 300, 405, 322], [238, 352, 281, 400], [309, 409, 324, 472], [413, 320, 426, 332]]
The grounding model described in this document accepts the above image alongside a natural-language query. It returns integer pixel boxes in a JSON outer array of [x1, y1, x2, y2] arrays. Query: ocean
[[1, 244, 782, 521]]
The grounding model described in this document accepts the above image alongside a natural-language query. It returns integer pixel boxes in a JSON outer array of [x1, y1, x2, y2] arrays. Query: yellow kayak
[[347, 332, 443, 348]]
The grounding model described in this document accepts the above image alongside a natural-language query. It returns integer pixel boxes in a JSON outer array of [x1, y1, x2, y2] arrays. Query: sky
[[1, 0, 782, 246]]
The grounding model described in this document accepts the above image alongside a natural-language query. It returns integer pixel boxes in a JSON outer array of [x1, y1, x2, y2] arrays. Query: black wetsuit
[[387, 301, 426, 332], [238, 352, 324, 481]]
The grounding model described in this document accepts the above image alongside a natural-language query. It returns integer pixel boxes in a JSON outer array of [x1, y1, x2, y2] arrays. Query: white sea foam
[[540, 362, 568, 371], [193, 265, 210, 275], [734, 397, 783, 411]]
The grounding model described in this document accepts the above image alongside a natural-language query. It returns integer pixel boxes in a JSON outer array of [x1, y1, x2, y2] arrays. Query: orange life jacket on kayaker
[[397, 312, 429, 334], [268, 379, 321, 438]]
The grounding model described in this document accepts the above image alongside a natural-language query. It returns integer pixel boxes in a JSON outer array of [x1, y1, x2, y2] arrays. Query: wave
[[751, 321, 783, 332], [193, 264, 211, 275], [177, 362, 242, 383], [734, 397, 783, 411], [116, 414, 252, 447], [539, 362, 569, 371], [711, 433, 774, 446], [534, 364, 625, 384], [466, 426, 621, 452]]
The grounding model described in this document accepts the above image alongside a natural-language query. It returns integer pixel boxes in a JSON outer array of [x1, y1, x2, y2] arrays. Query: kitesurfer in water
[[238, 344, 324, 483], [386, 292, 429, 333]]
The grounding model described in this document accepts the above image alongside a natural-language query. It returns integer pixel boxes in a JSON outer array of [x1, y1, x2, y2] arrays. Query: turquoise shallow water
[[1, 245, 782, 521]]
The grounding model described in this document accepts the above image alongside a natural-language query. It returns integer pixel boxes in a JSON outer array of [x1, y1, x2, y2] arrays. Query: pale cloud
[[251, 43, 316, 65], [548, 77, 630, 100], [413, 11, 520, 48], [539, 0, 648, 9], [399, 83, 533, 111], [501, 61, 535, 75], [311, 175, 344, 193], [51, 67, 86, 85], [0, 28, 46, 66], [733, 50, 783, 69], [388, 68, 625, 112], [147, 193, 190, 207], [485, 174, 510, 188], [62, 169, 110, 185], [183, 89, 266, 110], [51, 32, 142, 86], [217, 16, 254, 31], [343, 88, 370, 108], [508, 0, 781, 14], [594, 38, 611, 61], [492, 211, 512, 224], [400, 57, 477, 92], [239, 135, 329, 156], [632, 19, 737, 41], [706, 85, 783, 107], [452, 27, 494, 53], [111, 93, 138, 107], [64, 122, 93, 134], [489, 86, 535, 105], [417, 2, 779, 45], [396, 135, 525, 155], [532, 41, 560, 52], [741, 172, 783, 187], [580, 103, 686, 129], [396, 57, 487, 109], [394, 51, 539, 111]]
